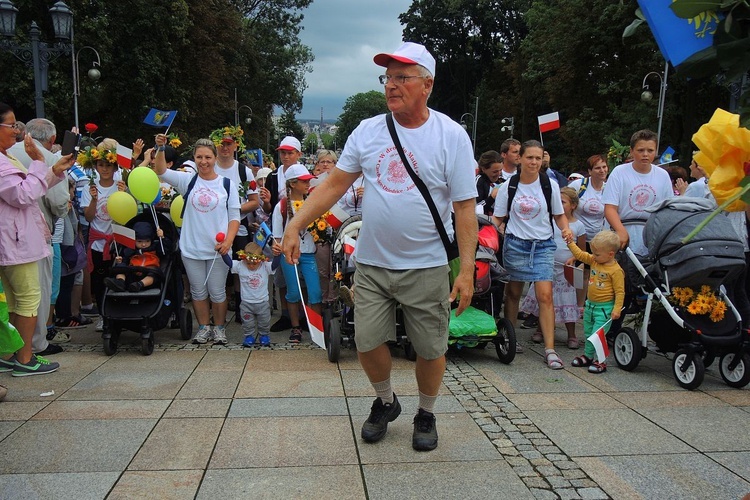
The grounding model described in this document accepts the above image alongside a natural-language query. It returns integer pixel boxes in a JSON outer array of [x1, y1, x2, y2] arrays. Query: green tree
[[303, 132, 318, 154], [278, 109, 305, 140], [320, 132, 334, 150], [335, 90, 388, 147]]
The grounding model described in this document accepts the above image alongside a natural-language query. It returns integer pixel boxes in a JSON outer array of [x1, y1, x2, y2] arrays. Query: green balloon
[[107, 191, 138, 225], [128, 166, 161, 204], [170, 195, 184, 227]]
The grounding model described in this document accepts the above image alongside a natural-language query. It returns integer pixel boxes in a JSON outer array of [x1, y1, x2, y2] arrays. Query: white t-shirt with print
[[81, 181, 120, 252], [602, 163, 673, 254], [336, 110, 477, 270], [231, 260, 274, 303], [567, 178, 607, 241], [494, 177, 564, 241], [160, 170, 241, 260], [215, 160, 257, 237], [272, 200, 316, 254]]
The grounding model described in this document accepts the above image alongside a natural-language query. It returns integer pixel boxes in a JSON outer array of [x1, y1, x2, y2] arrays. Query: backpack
[[505, 173, 554, 228], [180, 173, 232, 219], [577, 176, 590, 197]]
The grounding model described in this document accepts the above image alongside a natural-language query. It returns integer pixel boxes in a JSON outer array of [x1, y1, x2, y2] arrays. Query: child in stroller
[[105, 222, 171, 293]]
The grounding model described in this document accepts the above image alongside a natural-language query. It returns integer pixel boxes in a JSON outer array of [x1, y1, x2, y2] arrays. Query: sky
[[296, 0, 413, 121]]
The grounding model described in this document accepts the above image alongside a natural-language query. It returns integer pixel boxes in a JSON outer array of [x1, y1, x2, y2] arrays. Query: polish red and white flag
[[343, 235, 356, 255], [537, 112, 560, 133], [588, 319, 612, 362], [112, 224, 136, 249], [324, 204, 351, 230], [293, 264, 325, 348], [563, 263, 585, 289], [116, 144, 133, 170]]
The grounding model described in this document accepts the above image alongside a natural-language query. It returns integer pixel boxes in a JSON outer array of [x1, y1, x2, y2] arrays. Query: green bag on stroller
[[448, 306, 497, 347], [0, 281, 25, 356]]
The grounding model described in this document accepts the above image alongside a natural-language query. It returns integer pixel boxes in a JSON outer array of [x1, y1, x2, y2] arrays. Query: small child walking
[[520, 187, 586, 349], [231, 242, 274, 347], [565, 230, 626, 373]]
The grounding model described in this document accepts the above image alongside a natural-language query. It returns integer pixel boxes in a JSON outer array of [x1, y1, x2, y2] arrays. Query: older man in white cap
[[282, 42, 477, 451]]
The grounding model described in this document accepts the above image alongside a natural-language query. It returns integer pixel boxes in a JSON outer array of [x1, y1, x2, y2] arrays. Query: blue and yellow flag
[[638, 0, 719, 66], [143, 108, 178, 128]]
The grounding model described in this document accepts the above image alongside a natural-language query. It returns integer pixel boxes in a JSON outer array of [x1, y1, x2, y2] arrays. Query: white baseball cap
[[373, 42, 436, 77], [568, 173, 585, 181], [285, 163, 316, 181], [276, 136, 301, 152]]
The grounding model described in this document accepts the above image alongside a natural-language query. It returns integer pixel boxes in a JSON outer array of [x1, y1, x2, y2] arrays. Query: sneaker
[[192, 325, 212, 344], [515, 342, 524, 354], [213, 325, 228, 345], [128, 281, 144, 292], [36, 343, 63, 356], [270, 315, 292, 332], [52, 331, 71, 344], [289, 327, 302, 344], [46, 326, 56, 341], [12, 354, 60, 377], [95, 319, 104, 332], [412, 408, 438, 451], [55, 315, 89, 329], [361, 394, 401, 443], [339, 285, 355, 307], [242, 334, 255, 347], [259, 334, 271, 346], [520, 315, 538, 329], [104, 277, 126, 292], [0, 356, 15, 373], [80, 305, 99, 317]]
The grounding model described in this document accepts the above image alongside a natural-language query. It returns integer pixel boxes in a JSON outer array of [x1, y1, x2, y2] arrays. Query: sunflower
[[334, 271, 343, 281], [90, 149, 101, 160], [317, 220, 327, 231], [687, 302, 703, 315], [312, 232, 320, 242], [106, 152, 117, 164], [710, 301, 727, 322], [292, 200, 303, 210]]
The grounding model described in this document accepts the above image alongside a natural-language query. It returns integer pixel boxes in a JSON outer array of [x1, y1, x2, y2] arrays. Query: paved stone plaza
[[0, 312, 749, 499]]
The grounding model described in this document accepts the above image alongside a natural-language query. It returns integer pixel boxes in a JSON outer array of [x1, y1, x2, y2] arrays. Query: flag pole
[[539, 130, 544, 147]]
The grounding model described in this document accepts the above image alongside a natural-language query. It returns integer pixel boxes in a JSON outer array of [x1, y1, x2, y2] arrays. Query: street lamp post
[[641, 61, 669, 148], [72, 43, 101, 131], [459, 96, 479, 154], [236, 105, 252, 127], [501, 116, 515, 138], [0, 0, 73, 118]]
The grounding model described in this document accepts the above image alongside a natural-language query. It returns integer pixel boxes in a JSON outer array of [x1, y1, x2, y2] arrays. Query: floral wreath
[[76, 145, 118, 169], [210, 125, 245, 151], [236, 250, 267, 263]]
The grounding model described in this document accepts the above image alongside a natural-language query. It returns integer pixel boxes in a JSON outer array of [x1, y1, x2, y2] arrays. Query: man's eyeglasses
[[378, 74, 427, 85], [0, 123, 20, 130]]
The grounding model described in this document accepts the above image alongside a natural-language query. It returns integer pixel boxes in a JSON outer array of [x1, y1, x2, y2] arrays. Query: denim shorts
[[503, 233, 555, 282]]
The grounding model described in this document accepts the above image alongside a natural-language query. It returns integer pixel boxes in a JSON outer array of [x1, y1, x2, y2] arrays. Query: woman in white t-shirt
[[492, 140, 572, 370], [154, 136, 241, 345]]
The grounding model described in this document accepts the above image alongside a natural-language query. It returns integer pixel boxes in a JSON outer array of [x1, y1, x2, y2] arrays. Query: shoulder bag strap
[[385, 113, 453, 254]]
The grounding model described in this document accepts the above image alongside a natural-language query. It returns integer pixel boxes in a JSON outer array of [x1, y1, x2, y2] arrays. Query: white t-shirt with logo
[[215, 160, 257, 237], [81, 181, 120, 252], [602, 163, 673, 254], [336, 110, 477, 270], [231, 260, 274, 303], [494, 177, 564, 241], [160, 170, 241, 260], [272, 201, 315, 254], [567, 178, 607, 242]]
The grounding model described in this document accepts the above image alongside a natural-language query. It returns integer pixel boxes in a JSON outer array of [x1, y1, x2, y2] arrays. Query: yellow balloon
[[127, 166, 161, 204], [107, 191, 138, 225], [169, 195, 184, 227]]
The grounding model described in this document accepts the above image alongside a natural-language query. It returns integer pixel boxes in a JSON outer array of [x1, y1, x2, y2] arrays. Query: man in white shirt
[[499, 138, 521, 181], [281, 42, 477, 452]]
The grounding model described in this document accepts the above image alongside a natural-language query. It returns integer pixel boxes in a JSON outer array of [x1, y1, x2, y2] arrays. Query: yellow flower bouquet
[[308, 211, 335, 245], [667, 285, 728, 323]]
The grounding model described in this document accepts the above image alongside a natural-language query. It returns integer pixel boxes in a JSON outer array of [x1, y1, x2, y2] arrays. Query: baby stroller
[[101, 212, 192, 356], [447, 214, 516, 364], [612, 198, 750, 389], [322, 214, 414, 362]]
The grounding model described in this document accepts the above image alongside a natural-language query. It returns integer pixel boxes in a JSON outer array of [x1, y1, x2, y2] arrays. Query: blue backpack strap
[[180, 173, 200, 219], [578, 176, 589, 197], [223, 176, 231, 209]]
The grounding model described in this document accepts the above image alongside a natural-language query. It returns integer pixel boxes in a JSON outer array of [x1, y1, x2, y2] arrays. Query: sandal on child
[[531, 331, 544, 343], [567, 337, 579, 349], [571, 355, 593, 367], [588, 361, 607, 374], [545, 350, 564, 370]]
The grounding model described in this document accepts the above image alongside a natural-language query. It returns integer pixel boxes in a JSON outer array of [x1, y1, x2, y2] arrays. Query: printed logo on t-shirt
[[627, 184, 657, 212], [375, 146, 417, 194], [245, 273, 263, 289], [514, 195, 542, 221], [581, 198, 604, 216], [96, 197, 112, 222], [191, 186, 220, 213]]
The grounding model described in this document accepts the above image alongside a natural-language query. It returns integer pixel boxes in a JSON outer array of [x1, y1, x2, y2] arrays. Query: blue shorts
[[503, 233, 555, 282]]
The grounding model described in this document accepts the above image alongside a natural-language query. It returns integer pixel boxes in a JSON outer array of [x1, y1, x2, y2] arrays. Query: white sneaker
[[213, 325, 227, 345], [52, 331, 71, 343], [95, 319, 103, 332], [192, 325, 212, 344]]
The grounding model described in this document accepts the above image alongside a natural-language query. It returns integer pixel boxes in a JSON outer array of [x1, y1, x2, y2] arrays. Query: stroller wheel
[[613, 327, 642, 371], [672, 349, 705, 390], [324, 309, 341, 363], [141, 330, 155, 356], [719, 353, 750, 389], [179, 308, 193, 341], [494, 317, 516, 364], [103, 331, 119, 356]]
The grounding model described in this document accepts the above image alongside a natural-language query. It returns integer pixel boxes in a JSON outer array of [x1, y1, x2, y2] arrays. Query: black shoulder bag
[[385, 113, 460, 262]]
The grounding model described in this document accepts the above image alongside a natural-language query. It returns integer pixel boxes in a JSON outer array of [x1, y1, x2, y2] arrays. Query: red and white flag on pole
[[563, 263, 585, 289], [293, 264, 325, 348], [587, 319, 612, 362], [324, 204, 351, 230], [112, 224, 136, 249], [537, 112, 560, 133], [116, 144, 133, 170], [343, 235, 356, 256]]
